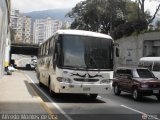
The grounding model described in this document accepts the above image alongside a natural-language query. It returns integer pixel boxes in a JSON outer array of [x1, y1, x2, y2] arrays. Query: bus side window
[[43, 43, 46, 56], [49, 38, 53, 55], [53, 39, 57, 70], [41, 45, 43, 57], [46, 41, 49, 56]]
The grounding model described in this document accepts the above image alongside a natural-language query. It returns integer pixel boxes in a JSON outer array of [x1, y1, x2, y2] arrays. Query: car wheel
[[132, 88, 141, 101], [90, 94, 98, 100], [156, 95, 160, 102], [114, 84, 121, 96]]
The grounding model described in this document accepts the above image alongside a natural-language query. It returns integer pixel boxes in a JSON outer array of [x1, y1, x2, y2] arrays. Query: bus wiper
[[89, 55, 100, 71], [85, 55, 104, 78]]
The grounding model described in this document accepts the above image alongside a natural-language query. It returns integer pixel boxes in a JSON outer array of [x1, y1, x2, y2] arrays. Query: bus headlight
[[100, 79, 112, 84], [57, 77, 73, 83]]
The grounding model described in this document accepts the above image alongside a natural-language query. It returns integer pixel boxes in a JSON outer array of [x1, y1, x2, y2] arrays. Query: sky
[[11, 0, 85, 13], [11, 0, 159, 16]]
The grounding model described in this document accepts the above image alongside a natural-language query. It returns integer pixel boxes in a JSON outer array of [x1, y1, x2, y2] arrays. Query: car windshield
[[61, 35, 113, 70], [135, 69, 155, 78]]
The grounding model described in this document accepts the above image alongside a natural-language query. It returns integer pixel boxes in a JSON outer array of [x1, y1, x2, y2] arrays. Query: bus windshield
[[61, 35, 113, 70]]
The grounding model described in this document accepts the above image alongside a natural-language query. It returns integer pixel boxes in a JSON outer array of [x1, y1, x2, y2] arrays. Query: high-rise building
[[10, 9, 32, 44], [16, 16, 32, 43], [33, 17, 62, 44], [10, 9, 20, 31]]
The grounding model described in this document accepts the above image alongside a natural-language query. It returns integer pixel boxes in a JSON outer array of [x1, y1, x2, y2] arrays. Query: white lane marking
[[98, 96, 160, 120], [120, 105, 145, 114], [121, 105, 160, 120], [25, 74, 73, 120]]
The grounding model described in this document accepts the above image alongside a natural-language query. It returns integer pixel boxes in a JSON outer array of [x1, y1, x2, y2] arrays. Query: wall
[[115, 32, 160, 67], [0, 0, 10, 79]]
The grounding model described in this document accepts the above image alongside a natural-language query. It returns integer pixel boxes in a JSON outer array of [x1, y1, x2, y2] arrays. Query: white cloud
[[11, 0, 84, 12]]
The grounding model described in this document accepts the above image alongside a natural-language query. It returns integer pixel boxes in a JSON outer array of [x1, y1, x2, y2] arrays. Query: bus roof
[[56, 30, 113, 40], [139, 57, 160, 62]]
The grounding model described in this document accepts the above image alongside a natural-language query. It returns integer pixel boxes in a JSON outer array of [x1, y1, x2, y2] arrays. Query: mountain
[[23, 9, 72, 21]]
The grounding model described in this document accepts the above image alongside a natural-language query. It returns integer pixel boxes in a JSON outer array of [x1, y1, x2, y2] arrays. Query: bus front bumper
[[55, 82, 112, 94]]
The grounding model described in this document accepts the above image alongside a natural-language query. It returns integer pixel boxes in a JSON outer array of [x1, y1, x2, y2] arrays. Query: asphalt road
[[23, 70, 160, 120]]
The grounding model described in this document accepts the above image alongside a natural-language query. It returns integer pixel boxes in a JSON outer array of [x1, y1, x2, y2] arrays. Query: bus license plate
[[153, 90, 159, 94], [83, 87, 90, 91]]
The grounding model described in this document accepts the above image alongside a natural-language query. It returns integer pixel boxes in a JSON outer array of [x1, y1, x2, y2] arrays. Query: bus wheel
[[90, 94, 98, 100]]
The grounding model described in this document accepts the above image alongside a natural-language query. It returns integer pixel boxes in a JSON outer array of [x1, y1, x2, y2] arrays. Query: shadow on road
[[117, 93, 159, 103], [16, 67, 35, 71], [28, 83, 106, 104]]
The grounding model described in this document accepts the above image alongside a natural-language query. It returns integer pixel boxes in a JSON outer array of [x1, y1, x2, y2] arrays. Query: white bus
[[139, 57, 160, 80], [36, 30, 118, 99]]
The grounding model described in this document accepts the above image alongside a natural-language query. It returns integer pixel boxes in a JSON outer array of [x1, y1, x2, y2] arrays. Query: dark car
[[112, 67, 160, 101]]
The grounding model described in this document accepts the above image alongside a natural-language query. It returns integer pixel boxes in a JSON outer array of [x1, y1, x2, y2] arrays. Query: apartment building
[[33, 17, 62, 44], [10, 9, 20, 31], [10, 9, 32, 44]]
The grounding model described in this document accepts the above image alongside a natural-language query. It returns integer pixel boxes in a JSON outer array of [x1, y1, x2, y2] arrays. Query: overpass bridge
[[11, 43, 39, 56]]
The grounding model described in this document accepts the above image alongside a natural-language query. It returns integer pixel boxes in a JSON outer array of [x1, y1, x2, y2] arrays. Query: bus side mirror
[[116, 48, 119, 57]]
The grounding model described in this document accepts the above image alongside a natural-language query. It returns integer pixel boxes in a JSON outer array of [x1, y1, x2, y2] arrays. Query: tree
[[136, 0, 160, 23], [67, 0, 154, 39], [67, 0, 127, 33]]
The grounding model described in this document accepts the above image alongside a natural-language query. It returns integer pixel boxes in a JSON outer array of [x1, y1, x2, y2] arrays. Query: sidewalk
[[0, 71, 47, 114]]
